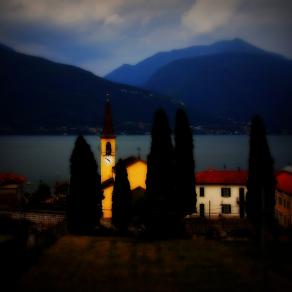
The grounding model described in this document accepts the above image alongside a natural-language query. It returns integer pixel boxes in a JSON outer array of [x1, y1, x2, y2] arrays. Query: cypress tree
[[174, 108, 196, 217], [145, 108, 176, 236], [112, 159, 132, 232], [67, 135, 103, 234], [246, 116, 276, 236]]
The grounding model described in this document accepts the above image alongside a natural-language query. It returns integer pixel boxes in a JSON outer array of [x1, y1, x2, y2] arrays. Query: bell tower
[[100, 98, 116, 182]]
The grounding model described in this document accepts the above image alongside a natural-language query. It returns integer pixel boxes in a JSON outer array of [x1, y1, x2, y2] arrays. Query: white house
[[195, 169, 247, 219]]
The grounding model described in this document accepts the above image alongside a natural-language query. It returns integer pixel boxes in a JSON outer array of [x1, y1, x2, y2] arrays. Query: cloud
[[182, 0, 241, 35], [0, 0, 187, 28], [0, 0, 123, 27], [104, 14, 124, 26], [0, 0, 188, 46], [0, 0, 291, 75]]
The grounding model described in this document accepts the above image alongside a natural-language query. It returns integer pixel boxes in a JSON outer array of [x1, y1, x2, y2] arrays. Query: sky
[[0, 0, 291, 76]]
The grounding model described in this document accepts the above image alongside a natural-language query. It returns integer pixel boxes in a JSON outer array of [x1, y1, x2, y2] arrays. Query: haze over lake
[[1, 135, 292, 189]]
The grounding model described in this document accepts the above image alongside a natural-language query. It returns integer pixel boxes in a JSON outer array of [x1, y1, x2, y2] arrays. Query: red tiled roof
[[276, 171, 292, 194], [0, 173, 26, 186], [196, 169, 247, 185]]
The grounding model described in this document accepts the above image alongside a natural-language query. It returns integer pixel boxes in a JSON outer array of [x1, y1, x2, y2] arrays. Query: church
[[99, 100, 248, 219], [100, 100, 147, 218]]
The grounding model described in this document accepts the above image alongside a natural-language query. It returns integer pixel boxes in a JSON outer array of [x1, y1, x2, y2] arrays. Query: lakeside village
[[1, 100, 292, 245], [0, 122, 252, 136]]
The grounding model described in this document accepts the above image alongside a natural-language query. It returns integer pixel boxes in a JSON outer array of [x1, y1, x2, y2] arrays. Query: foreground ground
[[18, 235, 292, 291]]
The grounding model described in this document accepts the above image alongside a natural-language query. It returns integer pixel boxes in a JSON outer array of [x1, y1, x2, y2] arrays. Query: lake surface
[[0, 135, 292, 189]]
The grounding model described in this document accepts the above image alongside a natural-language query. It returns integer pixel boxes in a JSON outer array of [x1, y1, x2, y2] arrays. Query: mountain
[[145, 52, 292, 130], [105, 39, 272, 86], [0, 44, 178, 134], [0, 43, 14, 52]]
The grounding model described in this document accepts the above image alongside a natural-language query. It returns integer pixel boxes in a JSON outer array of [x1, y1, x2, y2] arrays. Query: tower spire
[[102, 97, 115, 138]]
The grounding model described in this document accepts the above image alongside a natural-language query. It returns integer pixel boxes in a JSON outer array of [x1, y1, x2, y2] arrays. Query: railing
[[0, 210, 65, 229]]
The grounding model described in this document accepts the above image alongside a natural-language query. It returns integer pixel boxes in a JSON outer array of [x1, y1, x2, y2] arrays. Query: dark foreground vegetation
[[17, 235, 292, 292], [0, 216, 66, 289]]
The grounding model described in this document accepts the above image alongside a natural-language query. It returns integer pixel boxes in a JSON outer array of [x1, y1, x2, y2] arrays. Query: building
[[0, 173, 26, 210], [100, 100, 147, 218], [195, 169, 247, 218], [275, 169, 292, 227], [99, 100, 249, 220]]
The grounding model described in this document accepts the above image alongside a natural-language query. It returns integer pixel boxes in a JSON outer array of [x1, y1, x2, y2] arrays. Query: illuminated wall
[[195, 185, 247, 218], [102, 160, 147, 218], [102, 185, 113, 219], [100, 137, 116, 183], [127, 161, 147, 190], [275, 190, 292, 227]]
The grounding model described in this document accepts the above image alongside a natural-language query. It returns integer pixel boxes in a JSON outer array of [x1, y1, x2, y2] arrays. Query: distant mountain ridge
[[0, 44, 178, 134], [0, 43, 14, 52], [1, 39, 292, 133], [145, 51, 292, 130], [106, 38, 292, 131], [105, 39, 279, 86]]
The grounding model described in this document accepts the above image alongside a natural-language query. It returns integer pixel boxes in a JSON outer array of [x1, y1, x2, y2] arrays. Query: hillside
[[145, 52, 292, 130], [105, 39, 271, 86], [1, 40, 291, 133], [0, 45, 178, 134]]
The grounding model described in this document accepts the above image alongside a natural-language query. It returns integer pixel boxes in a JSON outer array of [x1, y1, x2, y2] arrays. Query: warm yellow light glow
[[127, 161, 147, 190], [100, 138, 116, 183], [102, 160, 147, 218], [102, 185, 113, 218]]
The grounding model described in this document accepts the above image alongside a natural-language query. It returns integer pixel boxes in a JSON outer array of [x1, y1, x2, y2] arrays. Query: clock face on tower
[[104, 155, 113, 165]]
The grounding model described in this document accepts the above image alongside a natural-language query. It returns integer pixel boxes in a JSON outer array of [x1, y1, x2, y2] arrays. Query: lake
[[0, 135, 292, 189]]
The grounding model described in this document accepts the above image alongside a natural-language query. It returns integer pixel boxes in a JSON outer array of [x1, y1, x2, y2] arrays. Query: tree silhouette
[[29, 181, 51, 208], [67, 135, 103, 234], [145, 108, 177, 237], [112, 159, 132, 232], [246, 116, 276, 237], [174, 108, 196, 217]]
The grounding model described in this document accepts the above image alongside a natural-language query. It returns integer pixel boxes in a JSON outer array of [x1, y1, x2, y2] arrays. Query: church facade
[[100, 100, 147, 218]]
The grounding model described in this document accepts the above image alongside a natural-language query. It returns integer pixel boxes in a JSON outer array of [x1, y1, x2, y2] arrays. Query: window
[[278, 197, 282, 205], [199, 187, 205, 197], [106, 142, 112, 155], [222, 204, 231, 214], [221, 188, 231, 197]]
